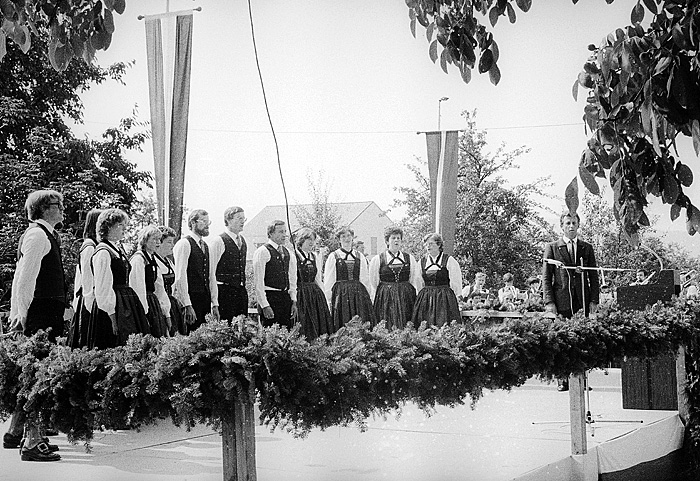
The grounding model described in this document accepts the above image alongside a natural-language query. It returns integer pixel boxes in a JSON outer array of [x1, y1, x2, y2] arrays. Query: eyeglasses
[[196, 219, 211, 226]]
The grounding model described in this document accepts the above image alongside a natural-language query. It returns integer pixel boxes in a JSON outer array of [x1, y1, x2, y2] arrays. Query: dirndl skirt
[[68, 295, 91, 348], [297, 282, 333, 340], [373, 281, 416, 330], [87, 286, 150, 349], [168, 295, 187, 336], [331, 280, 376, 329], [411, 285, 461, 327], [146, 292, 169, 338]]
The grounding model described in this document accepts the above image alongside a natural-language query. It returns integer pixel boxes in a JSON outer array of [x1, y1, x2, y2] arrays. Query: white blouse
[[129, 250, 171, 316]]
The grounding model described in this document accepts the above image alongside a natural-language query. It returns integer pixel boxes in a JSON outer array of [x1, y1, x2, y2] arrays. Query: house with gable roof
[[242, 201, 394, 260]]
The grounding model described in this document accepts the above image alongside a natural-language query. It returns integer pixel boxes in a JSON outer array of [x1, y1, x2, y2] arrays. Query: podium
[[616, 269, 681, 410]]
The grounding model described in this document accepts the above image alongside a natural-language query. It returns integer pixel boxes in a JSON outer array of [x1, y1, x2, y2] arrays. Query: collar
[[561, 236, 577, 245], [35, 218, 55, 234], [190, 231, 204, 243], [268, 240, 283, 250], [224, 230, 241, 241]]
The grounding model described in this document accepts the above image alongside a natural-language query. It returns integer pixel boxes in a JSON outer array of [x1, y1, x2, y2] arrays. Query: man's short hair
[[188, 209, 208, 229], [559, 212, 581, 226], [223, 206, 244, 226], [267, 220, 286, 237], [25, 190, 63, 221]]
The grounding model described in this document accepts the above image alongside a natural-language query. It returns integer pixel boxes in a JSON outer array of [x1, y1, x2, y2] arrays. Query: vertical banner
[[426, 130, 460, 255], [145, 12, 193, 238]]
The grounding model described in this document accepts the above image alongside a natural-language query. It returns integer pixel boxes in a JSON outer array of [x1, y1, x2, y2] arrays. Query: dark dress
[[329, 249, 375, 329], [411, 254, 461, 327], [87, 241, 150, 349], [373, 251, 417, 329], [155, 253, 187, 336], [69, 239, 95, 348], [132, 250, 169, 338], [296, 249, 333, 340]]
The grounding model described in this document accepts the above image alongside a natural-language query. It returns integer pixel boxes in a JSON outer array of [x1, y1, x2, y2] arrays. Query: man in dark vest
[[210, 206, 249, 322], [173, 209, 213, 332], [4, 190, 65, 461], [252, 220, 297, 328]]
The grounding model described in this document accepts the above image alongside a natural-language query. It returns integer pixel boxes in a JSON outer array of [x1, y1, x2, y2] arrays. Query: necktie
[[568, 240, 574, 261], [278, 245, 284, 257], [235, 235, 241, 249], [199, 239, 206, 253]]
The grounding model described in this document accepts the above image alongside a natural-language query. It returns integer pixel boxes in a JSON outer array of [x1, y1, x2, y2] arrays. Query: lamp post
[[438, 97, 449, 130]]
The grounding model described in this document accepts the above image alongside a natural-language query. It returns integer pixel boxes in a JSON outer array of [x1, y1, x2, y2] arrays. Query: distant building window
[[371, 237, 377, 255]]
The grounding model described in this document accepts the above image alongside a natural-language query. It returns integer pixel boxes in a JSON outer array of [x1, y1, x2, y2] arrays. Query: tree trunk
[[222, 379, 257, 481]]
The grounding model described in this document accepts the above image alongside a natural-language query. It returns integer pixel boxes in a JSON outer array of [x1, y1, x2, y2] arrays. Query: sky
[[70, 0, 700, 250]]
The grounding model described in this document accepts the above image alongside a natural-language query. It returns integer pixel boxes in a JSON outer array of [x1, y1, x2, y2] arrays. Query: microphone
[[543, 258, 564, 267]]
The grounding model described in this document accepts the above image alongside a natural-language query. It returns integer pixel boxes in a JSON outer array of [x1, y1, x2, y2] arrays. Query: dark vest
[[216, 233, 247, 286], [296, 250, 318, 284], [156, 254, 175, 296], [334, 249, 360, 282], [379, 251, 411, 283], [421, 254, 451, 287], [264, 244, 290, 290], [92, 241, 130, 288], [18, 223, 66, 303], [186, 236, 210, 294], [133, 250, 157, 293]]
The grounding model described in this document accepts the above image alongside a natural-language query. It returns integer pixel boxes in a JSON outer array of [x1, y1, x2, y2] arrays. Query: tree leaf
[[426, 22, 435, 42], [686, 205, 700, 235], [488, 62, 501, 86], [565, 177, 579, 215], [638, 211, 650, 227], [489, 6, 500, 27], [631, 2, 644, 24], [103, 9, 115, 34], [440, 47, 450, 74], [515, 0, 532, 12], [478, 49, 493, 74], [662, 170, 679, 204], [490, 40, 499, 63], [572, 78, 579, 101], [460, 60, 472, 84], [692, 120, 700, 156], [642, 0, 657, 14], [506, 3, 516, 23], [677, 162, 693, 187], [671, 203, 681, 221], [410, 17, 416, 38], [112, 0, 126, 15], [579, 164, 600, 195], [429, 40, 438, 63]]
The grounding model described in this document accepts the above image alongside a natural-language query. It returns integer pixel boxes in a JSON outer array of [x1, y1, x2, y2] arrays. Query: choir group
[[65, 207, 465, 349]]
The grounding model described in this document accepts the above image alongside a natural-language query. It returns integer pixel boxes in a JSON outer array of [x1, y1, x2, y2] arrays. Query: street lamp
[[438, 97, 449, 131]]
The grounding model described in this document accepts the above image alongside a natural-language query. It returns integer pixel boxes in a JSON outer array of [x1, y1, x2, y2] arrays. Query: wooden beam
[[569, 373, 587, 455]]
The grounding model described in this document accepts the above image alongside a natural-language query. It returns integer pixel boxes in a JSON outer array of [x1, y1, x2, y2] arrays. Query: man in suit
[[542, 211, 599, 391], [252, 220, 297, 328], [4, 190, 65, 461], [173, 209, 213, 332], [210, 206, 249, 322]]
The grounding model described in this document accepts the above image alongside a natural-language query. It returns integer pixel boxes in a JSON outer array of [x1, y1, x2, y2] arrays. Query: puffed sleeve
[[93, 249, 116, 316], [359, 252, 371, 293], [408, 253, 423, 291], [252, 246, 270, 309], [208, 235, 224, 308], [447, 256, 463, 298], [81, 243, 96, 312], [287, 245, 298, 303], [129, 253, 149, 314], [154, 260, 171, 316], [314, 253, 323, 290], [172, 238, 192, 307], [323, 251, 337, 307]]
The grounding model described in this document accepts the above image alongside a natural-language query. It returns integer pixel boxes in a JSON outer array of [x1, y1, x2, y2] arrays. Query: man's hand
[[212, 306, 220, 322], [262, 306, 274, 319], [589, 302, 598, 315], [109, 313, 118, 335], [545, 302, 558, 314], [183, 306, 197, 325], [290, 301, 298, 320], [9, 314, 26, 333]]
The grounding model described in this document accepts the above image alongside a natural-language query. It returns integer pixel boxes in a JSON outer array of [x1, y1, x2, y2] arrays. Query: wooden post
[[569, 373, 587, 455], [676, 346, 689, 424], [222, 378, 257, 481]]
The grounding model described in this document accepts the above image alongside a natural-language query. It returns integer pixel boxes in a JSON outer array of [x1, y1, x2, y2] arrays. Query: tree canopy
[[395, 111, 555, 287], [405, 0, 700, 245]]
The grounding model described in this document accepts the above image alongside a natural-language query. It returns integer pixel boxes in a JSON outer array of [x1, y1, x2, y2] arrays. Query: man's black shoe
[[20, 442, 61, 462], [44, 428, 59, 437], [3, 432, 21, 449]]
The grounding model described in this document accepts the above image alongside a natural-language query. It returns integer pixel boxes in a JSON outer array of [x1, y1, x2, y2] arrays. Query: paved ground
[[0, 369, 676, 481]]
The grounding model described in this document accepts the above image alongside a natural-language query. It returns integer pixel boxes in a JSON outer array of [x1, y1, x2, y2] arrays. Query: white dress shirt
[[368, 250, 422, 301], [173, 232, 208, 308], [10, 220, 54, 321], [252, 240, 297, 309], [323, 249, 371, 307], [129, 250, 171, 316]]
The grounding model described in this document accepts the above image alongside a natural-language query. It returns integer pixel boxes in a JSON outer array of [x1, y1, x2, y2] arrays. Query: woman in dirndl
[[411, 233, 462, 327], [294, 228, 333, 340], [323, 226, 375, 329], [369, 226, 422, 329], [68, 208, 102, 348], [130, 226, 171, 338], [86, 209, 150, 349], [154, 226, 187, 336]]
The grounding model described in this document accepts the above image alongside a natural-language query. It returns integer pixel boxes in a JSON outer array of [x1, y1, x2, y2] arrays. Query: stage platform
[[0, 369, 678, 481]]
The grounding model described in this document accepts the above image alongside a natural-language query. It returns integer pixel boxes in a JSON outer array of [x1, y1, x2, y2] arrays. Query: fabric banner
[[145, 12, 193, 238], [426, 130, 460, 255]]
